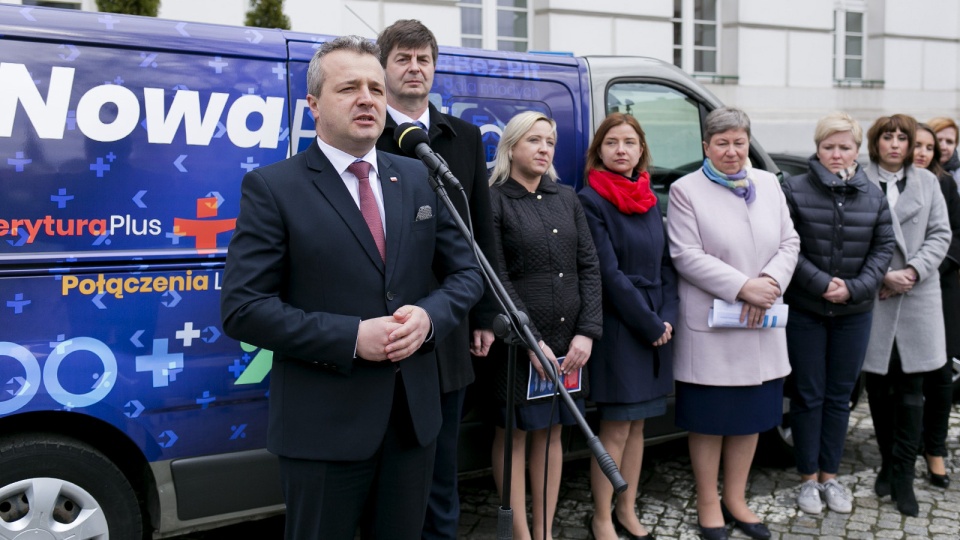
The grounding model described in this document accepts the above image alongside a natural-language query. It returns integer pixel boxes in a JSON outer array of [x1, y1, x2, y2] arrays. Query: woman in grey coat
[[862, 114, 951, 517]]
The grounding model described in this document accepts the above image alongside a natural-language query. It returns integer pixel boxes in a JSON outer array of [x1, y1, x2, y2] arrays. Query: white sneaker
[[797, 480, 823, 514], [821, 478, 853, 513]]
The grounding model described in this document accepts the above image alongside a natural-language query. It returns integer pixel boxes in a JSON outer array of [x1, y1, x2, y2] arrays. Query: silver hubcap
[[0, 478, 109, 540]]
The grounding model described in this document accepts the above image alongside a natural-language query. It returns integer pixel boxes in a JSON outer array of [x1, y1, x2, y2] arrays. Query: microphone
[[394, 123, 463, 190]]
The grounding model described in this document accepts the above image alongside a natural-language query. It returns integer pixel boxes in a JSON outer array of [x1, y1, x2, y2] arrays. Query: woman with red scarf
[[579, 113, 677, 540]]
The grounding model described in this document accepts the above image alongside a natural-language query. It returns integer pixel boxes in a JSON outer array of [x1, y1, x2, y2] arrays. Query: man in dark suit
[[220, 35, 483, 540], [375, 20, 499, 540]]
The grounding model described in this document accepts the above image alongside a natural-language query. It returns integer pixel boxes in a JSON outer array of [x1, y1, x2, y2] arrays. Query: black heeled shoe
[[926, 455, 951, 488], [612, 510, 655, 539], [697, 523, 728, 540], [719, 502, 770, 540], [930, 471, 951, 489]]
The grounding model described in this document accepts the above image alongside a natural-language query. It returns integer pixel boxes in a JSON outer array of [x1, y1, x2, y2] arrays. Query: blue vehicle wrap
[[0, 5, 589, 536]]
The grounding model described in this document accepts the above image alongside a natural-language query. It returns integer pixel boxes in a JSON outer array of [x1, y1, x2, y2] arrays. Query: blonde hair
[[489, 111, 558, 186], [814, 112, 863, 147]]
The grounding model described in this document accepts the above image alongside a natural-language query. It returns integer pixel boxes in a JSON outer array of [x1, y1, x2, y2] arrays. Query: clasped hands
[[525, 335, 593, 382], [822, 277, 851, 304], [357, 305, 431, 362], [879, 267, 918, 300], [737, 275, 781, 328]]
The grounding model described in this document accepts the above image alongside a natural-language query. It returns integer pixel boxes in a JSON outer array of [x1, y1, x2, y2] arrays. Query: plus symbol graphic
[[173, 197, 236, 252], [6, 293, 30, 314], [240, 157, 260, 172], [98, 14, 118, 30], [165, 230, 183, 245], [176, 322, 201, 347], [7, 152, 31, 172], [136, 339, 184, 388], [209, 56, 229, 73], [272, 62, 286, 80], [90, 158, 110, 178], [196, 391, 216, 409], [228, 359, 246, 379], [51, 188, 74, 208]]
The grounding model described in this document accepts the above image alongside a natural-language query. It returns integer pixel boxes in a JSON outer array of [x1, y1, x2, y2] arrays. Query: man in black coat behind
[[375, 19, 499, 540]]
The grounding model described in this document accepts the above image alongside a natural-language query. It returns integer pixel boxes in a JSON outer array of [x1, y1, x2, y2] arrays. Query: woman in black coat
[[579, 113, 677, 540], [781, 112, 895, 515], [487, 110, 602, 540], [913, 122, 960, 489], [929, 117, 960, 186]]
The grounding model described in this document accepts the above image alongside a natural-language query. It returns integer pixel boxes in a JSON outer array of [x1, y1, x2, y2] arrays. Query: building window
[[459, 0, 529, 52], [21, 0, 81, 8], [673, 0, 718, 74], [834, 6, 865, 81]]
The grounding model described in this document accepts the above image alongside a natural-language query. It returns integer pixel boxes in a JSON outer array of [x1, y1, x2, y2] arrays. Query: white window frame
[[458, 0, 531, 52], [834, 0, 867, 82], [672, 0, 720, 75]]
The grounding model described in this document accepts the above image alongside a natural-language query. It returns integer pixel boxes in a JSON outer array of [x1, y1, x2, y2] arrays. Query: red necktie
[[347, 160, 385, 262]]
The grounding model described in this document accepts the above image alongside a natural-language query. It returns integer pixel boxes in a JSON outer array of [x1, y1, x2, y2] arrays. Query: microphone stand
[[423, 172, 627, 540]]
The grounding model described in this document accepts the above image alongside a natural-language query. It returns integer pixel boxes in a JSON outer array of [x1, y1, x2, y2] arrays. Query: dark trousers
[[422, 387, 466, 540], [786, 309, 872, 475], [278, 375, 437, 540], [865, 346, 925, 474], [922, 358, 954, 457]]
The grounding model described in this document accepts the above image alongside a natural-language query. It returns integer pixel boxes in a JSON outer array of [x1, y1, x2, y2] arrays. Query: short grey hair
[[703, 107, 751, 143], [306, 36, 381, 97], [489, 111, 559, 186]]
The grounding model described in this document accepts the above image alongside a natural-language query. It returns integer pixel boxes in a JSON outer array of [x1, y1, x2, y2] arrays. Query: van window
[[606, 83, 704, 198]]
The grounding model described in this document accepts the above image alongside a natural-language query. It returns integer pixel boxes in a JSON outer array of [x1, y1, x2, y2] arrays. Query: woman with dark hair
[[579, 113, 677, 540], [781, 112, 894, 515], [487, 110, 602, 540], [862, 114, 951, 517], [928, 117, 960, 185], [667, 107, 799, 540], [913, 122, 960, 489]]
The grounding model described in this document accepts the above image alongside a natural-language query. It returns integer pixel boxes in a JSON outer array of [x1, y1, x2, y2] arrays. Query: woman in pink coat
[[667, 107, 799, 540]]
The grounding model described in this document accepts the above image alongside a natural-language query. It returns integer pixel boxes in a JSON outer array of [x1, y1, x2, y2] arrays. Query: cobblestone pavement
[[176, 399, 960, 539], [456, 399, 960, 539]]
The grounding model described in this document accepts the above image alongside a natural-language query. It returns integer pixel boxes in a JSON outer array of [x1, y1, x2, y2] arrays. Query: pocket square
[[415, 205, 434, 221]]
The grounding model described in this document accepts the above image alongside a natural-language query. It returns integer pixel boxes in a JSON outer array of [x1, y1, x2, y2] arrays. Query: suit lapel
[[305, 142, 386, 274], [893, 165, 924, 224], [379, 152, 404, 284]]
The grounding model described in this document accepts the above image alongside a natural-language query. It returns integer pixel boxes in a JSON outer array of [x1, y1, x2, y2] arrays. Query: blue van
[[0, 5, 787, 538]]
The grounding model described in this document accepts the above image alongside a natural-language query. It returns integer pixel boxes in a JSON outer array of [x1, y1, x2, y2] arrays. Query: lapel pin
[[390, 176, 398, 182]]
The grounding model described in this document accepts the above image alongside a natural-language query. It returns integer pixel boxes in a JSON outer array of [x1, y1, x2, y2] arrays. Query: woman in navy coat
[[579, 113, 678, 540]]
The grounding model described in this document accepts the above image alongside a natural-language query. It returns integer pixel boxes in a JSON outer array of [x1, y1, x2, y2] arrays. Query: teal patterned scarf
[[702, 158, 755, 203]]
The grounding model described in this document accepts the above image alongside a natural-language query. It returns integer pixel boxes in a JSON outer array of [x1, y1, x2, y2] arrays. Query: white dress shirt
[[315, 136, 386, 234]]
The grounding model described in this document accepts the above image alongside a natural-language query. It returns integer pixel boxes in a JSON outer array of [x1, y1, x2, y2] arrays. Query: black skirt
[[675, 378, 784, 436]]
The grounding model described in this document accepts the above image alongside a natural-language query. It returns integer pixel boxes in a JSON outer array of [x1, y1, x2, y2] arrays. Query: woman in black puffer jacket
[[781, 112, 896, 516]]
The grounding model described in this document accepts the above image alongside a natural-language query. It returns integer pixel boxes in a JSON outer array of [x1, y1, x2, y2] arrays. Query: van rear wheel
[[0, 434, 143, 540]]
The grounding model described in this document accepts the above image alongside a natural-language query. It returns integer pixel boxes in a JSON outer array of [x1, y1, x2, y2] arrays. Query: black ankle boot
[[890, 465, 919, 517]]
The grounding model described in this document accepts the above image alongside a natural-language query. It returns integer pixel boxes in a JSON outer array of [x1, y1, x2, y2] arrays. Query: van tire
[[0, 433, 144, 540]]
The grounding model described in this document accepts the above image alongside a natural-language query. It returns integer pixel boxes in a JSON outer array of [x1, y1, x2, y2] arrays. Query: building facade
[[8, 0, 960, 153]]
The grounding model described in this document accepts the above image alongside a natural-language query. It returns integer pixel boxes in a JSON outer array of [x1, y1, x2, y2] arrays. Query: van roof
[[0, 4, 286, 59]]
